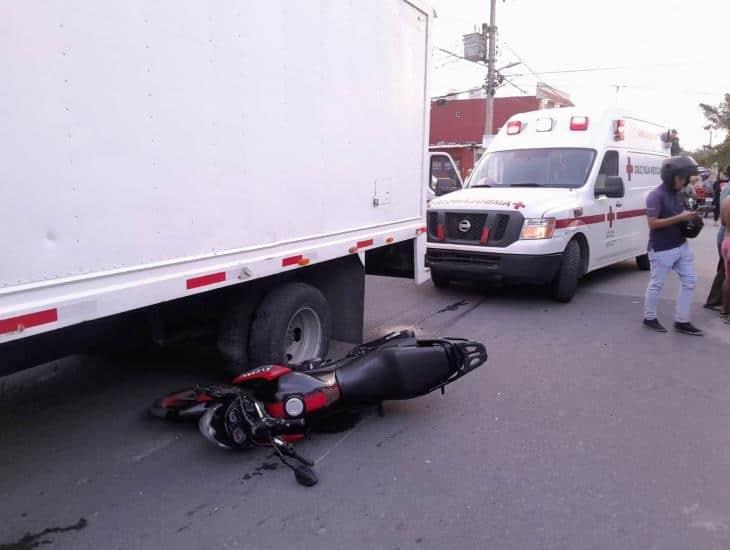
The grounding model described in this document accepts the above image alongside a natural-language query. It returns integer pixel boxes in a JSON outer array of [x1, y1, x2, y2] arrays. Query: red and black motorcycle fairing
[[150, 331, 487, 485]]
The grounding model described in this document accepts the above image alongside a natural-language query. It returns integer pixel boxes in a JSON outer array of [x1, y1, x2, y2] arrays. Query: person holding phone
[[643, 156, 703, 335]]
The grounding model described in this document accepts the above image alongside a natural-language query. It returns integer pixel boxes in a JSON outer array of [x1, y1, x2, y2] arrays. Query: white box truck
[[426, 107, 671, 301], [0, 1, 434, 375]]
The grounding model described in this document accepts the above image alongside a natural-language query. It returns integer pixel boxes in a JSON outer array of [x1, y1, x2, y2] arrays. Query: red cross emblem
[[607, 206, 615, 228], [626, 157, 634, 182], [512, 201, 525, 210]]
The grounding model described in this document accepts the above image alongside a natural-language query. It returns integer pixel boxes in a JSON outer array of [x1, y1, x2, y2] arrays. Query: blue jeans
[[644, 243, 697, 323]]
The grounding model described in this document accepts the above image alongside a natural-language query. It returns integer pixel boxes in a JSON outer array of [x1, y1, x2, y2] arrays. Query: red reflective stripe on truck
[[186, 272, 226, 289], [356, 239, 374, 249], [0, 308, 58, 335], [616, 209, 647, 220], [555, 214, 606, 229], [282, 255, 303, 267]]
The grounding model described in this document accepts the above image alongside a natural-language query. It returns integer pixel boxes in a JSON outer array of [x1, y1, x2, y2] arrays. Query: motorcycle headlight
[[520, 218, 556, 240], [284, 396, 305, 417]]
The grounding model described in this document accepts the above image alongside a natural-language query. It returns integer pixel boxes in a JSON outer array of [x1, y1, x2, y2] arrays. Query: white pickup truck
[[0, 0, 433, 375]]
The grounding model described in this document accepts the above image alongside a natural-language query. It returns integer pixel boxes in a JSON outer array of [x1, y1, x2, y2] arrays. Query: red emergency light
[[570, 116, 589, 131], [614, 119, 625, 141], [506, 121, 522, 135]]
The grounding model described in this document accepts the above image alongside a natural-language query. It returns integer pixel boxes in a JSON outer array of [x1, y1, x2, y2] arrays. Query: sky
[[429, 0, 730, 150]]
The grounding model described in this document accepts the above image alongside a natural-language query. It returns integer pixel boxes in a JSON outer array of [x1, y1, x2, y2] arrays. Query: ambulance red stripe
[[0, 308, 58, 335], [555, 214, 606, 229], [616, 209, 647, 220]]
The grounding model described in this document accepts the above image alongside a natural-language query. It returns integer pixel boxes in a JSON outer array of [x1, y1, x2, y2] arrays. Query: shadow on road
[[438, 259, 639, 306]]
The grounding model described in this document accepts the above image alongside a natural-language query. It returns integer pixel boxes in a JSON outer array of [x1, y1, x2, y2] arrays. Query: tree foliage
[[699, 94, 730, 132], [696, 94, 730, 169]]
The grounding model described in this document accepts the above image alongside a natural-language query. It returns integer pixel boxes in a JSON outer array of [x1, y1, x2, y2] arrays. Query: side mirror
[[603, 176, 625, 198], [434, 178, 461, 196]]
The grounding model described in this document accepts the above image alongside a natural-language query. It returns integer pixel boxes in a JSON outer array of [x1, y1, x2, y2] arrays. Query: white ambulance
[[426, 107, 671, 301]]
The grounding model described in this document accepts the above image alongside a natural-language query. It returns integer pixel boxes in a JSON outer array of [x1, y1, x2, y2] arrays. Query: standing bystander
[[643, 156, 703, 335], [706, 182, 730, 314]]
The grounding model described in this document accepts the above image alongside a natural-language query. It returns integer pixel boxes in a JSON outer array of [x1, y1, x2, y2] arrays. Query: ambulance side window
[[595, 151, 619, 195]]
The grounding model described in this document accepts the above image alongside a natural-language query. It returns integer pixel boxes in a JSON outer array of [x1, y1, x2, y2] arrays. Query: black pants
[[705, 244, 726, 308]]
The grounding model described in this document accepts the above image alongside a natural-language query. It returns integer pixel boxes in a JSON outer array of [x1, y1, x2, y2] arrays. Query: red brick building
[[430, 86, 573, 180]]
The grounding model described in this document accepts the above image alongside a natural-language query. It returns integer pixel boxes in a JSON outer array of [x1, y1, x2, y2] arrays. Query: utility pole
[[483, 0, 498, 144]]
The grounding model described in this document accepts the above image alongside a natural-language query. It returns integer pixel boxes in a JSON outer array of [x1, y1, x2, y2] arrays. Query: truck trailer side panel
[[0, 1, 431, 346]]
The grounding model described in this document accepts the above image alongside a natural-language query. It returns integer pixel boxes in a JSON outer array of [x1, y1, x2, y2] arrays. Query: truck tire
[[431, 270, 450, 289], [550, 240, 581, 303], [636, 254, 650, 271], [248, 282, 331, 366]]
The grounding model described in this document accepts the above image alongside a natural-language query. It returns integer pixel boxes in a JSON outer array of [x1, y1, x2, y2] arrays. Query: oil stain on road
[[0, 518, 87, 550]]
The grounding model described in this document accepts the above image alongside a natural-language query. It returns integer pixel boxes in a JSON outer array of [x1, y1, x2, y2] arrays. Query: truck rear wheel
[[636, 254, 650, 271], [248, 282, 331, 366], [550, 240, 581, 303]]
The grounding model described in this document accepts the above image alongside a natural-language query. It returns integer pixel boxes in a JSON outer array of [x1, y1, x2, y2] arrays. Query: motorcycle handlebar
[[272, 418, 306, 432]]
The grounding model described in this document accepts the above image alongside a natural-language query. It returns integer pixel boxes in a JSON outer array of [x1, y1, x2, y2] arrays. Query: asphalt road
[[1, 227, 729, 550]]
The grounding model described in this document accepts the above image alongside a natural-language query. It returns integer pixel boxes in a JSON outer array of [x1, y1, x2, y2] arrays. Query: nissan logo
[[458, 219, 472, 233]]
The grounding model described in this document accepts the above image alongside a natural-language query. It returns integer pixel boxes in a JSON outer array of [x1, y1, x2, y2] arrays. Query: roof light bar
[[570, 116, 589, 131]]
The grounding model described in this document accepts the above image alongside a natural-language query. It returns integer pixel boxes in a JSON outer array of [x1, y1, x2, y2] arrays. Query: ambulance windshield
[[468, 148, 596, 189]]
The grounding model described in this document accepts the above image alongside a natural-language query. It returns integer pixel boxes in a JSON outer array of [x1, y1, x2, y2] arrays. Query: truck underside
[[0, 241, 418, 377]]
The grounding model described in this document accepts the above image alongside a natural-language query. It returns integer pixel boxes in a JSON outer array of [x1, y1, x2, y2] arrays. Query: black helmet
[[660, 155, 699, 185]]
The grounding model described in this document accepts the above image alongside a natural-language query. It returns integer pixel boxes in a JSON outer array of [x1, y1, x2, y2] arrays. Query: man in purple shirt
[[643, 155, 703, 335]]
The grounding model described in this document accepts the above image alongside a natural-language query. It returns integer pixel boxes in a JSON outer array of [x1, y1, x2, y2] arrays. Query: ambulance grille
[[445, 213, 487, 242], [492, 214, 511, 241], [427, 210, 523, 247]]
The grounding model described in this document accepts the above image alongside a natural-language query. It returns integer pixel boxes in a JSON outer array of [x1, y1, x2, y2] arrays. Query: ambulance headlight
[[520, 218, 556, 240]]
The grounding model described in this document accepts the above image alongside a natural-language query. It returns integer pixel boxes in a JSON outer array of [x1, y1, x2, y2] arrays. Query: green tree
[[698, 94, 730, 169], [699, 94, 730, 132]]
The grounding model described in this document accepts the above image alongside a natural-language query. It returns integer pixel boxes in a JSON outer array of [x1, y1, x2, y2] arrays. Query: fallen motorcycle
[[150, 331, 487, 486]]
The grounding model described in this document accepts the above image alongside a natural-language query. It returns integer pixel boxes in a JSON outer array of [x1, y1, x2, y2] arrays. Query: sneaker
[[674, 322, 703, 336], [643, 318, 667, 333]]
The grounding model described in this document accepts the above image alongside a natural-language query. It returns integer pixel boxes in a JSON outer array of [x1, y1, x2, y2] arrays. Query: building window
[[455, 111, 463, 118]]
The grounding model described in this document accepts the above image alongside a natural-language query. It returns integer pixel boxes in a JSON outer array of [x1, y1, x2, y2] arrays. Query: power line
[[501, 42, 542, 81], [437, 47, 485, 68], [507, 65, 629, 77], [432, 86, 485, 100], [500, 75, 527, 94], [435, 46, 527, 94], [437, 43, 706, 79], [503, 60, 704, 79], [603, 84, 726, 97]]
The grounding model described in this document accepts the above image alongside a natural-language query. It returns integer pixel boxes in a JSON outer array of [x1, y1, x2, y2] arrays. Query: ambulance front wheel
[[430, 270, 450, 289], [550, 239, 581, 303], [636, 254, 650, 271]]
